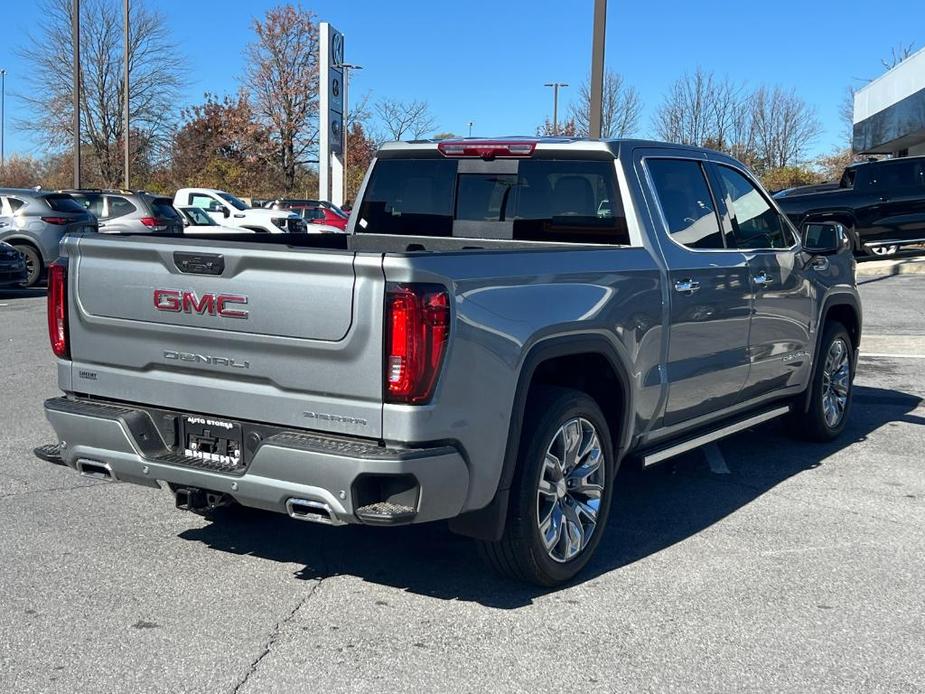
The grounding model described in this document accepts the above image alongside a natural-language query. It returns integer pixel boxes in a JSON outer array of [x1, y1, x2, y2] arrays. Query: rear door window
[[859, 160, 924, 191], [357, 157, 628, 244], [189, 193, 220, 210], [105, 196, 137, 219], [646, 158, 724, 249], [71, 193, 104, 217]]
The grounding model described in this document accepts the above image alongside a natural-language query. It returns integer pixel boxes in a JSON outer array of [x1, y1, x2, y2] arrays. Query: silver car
[[0, 189, 98, 287], [64, 190, 184, 236]]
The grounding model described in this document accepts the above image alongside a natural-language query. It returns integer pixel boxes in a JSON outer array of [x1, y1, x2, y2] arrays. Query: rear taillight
[[437, 139, 536, 160], [41, 216, 71, 225], [47, 261, 69, 359], [140, 216, 167, 232], [385, 285, 450, 404]]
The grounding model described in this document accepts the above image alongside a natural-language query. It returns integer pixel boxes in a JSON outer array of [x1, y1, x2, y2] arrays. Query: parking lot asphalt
[[0, 274, 923, 694]]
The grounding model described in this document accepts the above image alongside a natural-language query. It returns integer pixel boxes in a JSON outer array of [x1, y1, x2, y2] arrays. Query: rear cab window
[[356, 153, 629, 245]]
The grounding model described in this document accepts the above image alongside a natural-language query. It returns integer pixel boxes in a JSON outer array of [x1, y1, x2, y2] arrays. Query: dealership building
[[853, 46, 925, 156]]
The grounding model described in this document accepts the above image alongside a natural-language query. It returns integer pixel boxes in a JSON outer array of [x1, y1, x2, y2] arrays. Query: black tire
[[478, 386, 615, 587], [795, 321, 854, 442], [12, 244, 42, 288]]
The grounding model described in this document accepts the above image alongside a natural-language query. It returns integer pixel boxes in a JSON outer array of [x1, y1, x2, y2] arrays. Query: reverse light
[[47, 261, 69, 359], [385, 285, 451, 404], [437, 139, 537, 160]]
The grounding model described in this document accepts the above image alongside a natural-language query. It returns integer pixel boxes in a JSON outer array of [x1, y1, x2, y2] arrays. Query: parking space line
[[861, 353, 925, 359], [703, 442, 730, 474]]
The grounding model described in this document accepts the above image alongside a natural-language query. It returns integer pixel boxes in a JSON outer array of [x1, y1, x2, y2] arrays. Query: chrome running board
[[641, 405, 791, 468]]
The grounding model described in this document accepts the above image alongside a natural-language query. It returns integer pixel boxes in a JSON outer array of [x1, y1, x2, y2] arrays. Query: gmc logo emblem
[[154, 289, 248, 319]]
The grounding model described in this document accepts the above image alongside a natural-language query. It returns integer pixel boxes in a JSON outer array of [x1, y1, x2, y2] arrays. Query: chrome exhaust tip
[[285, 498, 345, 526], [76, 459, 116, 481]]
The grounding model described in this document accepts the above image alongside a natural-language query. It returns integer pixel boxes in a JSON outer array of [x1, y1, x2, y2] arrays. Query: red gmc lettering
[[216, 294, 249, 319], [153, 290, 249, 319], [153, 289, 181, 312], [182, 291, 215, 315]]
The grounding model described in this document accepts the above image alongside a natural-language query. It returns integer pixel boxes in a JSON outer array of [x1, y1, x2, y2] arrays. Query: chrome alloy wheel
[[870, 244, 898, 257], [536, 417, 605, 564], [821, 337, 851, 428]]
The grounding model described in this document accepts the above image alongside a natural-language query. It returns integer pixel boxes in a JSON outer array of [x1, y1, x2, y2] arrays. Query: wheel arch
[[449, 334, 635, 541], [800, 292, 861, 414]]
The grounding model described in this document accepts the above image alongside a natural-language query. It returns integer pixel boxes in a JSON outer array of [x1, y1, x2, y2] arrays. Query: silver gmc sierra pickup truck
[[37, 138, 861, 586]]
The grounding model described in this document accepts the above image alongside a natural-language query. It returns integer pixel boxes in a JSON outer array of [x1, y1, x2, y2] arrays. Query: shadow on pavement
[[0, 287, 47, 300], [178, 385, 923, 608]]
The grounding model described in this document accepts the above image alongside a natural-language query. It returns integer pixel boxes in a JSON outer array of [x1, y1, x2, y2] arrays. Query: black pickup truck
[[775, 156, 925, 257]]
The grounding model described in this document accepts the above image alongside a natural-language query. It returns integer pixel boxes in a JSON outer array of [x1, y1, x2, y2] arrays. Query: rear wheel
[[795, 321, 854, 442], [12, 245, 42, 287], [478, 386, 615, 586]]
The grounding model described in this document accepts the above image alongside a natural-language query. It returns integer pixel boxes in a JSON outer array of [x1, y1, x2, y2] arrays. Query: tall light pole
[[336, 63, 362, 201], [468, 121, 473, 137], [123, 0, 130, 190], [544, 82, 568, 135], [589, 0, 607, 138], [1, 69, 6, 170], [72, 0, 81, 189]]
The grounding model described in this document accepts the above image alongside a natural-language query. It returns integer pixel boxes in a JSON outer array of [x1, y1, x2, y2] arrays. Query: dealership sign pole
[[319, 22, 345, 206]]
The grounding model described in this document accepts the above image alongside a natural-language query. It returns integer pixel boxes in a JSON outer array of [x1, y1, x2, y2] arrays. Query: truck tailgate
[[64, 234, 385, 438]]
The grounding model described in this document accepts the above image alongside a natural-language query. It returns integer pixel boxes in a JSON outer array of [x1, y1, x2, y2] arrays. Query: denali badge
[[164, 351, 250, 369], [154, 289, 248, 319]]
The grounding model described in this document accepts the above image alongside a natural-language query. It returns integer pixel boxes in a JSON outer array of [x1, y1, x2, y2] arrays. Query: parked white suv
[[173, 188, 310, 234]]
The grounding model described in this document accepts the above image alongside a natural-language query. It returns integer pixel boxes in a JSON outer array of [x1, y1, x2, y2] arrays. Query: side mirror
[[801, 221, 848, 256], [222, 206, 230, 218]]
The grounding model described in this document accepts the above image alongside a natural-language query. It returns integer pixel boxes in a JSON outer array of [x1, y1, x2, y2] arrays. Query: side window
[[72, 193, 103, 217], [189, 193, 219, 210], [715, 165, 794, 250], [861, 160, 920, 191], [106, 196, 137, 219], [647, 158, 724, 249], [8, 198, 25, 213]]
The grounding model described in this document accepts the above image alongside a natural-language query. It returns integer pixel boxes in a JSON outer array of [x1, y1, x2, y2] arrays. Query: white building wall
[[854, 46, 925, 123]]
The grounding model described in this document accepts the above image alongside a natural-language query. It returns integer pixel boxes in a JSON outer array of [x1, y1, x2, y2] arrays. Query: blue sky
[[2, 0, 923, 158]]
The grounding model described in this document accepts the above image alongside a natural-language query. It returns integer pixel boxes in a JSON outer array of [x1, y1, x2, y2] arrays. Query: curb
[[855, 256, 925, 278]]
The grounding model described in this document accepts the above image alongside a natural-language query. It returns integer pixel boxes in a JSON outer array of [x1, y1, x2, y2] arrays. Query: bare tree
[[245, 4, 320, 192], [882, 42, 917, 70], [655, 68, 720, 145], [17, 0, 181, 186], [570, 70, 641, 138], [750, 86, 822, 170], [374, 99, 437, 141]]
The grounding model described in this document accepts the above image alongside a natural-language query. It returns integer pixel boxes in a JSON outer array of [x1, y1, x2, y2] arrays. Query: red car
[[266, 199, 349, 231]]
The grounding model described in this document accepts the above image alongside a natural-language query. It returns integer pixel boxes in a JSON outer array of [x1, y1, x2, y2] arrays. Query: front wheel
[[795, 322, 854, 442], [478, 386, 615, 586]]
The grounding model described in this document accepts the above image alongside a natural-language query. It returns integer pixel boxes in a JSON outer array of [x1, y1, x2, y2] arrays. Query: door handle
[[753, 272, 773, 287], [674, 278, 701, 294], [810, 256, 830, 272], [878, 196, 890, 202]]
